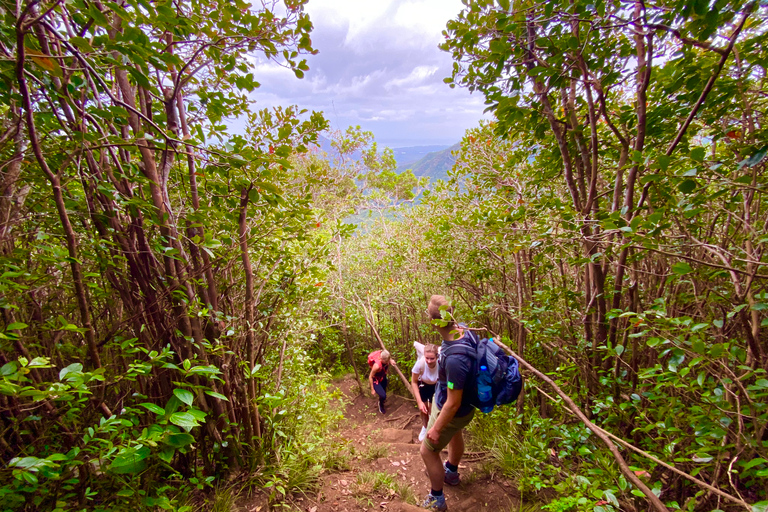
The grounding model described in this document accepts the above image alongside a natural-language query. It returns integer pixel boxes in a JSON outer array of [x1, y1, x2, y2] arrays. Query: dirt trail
[[298, 375, 520, 512]]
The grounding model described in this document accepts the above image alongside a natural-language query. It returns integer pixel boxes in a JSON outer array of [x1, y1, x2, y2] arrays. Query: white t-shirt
[[411, 357, 439, 385]]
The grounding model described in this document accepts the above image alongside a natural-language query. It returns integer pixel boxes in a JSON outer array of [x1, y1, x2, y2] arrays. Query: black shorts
[[418, 382, 436, 403]]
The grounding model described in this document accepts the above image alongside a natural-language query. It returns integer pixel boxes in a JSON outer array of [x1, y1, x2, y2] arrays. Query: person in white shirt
[[411, 343, 439, 442]]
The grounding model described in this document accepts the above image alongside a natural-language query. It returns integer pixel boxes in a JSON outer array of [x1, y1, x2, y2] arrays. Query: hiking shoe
[[444, 462, 460, 486], [418, 426, 427, 442], [421, 492, 447, 511], [378, 401, 385, 414]]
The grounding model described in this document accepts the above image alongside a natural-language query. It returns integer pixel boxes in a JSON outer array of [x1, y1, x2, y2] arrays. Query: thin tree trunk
[[238, 185, 261, 446]]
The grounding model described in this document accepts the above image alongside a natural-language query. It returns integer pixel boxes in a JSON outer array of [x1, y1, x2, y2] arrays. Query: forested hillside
[[396, 144, 459, 183], [1, 0, 767, 511]]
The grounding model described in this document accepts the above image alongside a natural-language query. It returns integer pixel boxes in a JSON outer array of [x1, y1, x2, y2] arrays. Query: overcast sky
[[248, 0, 490, 148]]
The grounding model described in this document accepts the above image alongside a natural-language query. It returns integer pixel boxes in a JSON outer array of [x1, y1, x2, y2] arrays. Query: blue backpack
[[441, 330, 523, 413]]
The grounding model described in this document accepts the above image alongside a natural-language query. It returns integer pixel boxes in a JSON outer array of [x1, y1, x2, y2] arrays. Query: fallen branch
[[384, 414, 411, 423], [461, 451, 488, 461], [398, 414, 418, 430]]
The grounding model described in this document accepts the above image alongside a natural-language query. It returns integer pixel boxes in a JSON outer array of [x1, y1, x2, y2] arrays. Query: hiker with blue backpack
[[420, 295, 523, 511]]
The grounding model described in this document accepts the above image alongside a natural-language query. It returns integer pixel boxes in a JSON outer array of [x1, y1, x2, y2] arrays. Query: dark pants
[[373, 376, 388, 404]]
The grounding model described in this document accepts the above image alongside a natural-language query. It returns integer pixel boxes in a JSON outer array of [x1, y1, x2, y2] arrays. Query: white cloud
[[384, 65, 438, 90], [243, 0, 490, 147], [393, 1, 463, 37]]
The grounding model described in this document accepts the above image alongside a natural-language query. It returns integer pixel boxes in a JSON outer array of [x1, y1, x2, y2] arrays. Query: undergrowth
[[352, 470, 417, 508]]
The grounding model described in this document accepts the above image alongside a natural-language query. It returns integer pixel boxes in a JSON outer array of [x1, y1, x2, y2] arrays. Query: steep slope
[[397, 144, 460, 182], [392, 145, 451, 168]]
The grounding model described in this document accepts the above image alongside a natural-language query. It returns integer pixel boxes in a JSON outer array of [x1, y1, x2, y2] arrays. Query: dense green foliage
[[0, 0, 353, 509]]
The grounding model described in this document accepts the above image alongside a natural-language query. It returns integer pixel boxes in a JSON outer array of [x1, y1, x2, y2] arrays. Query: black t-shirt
[[434, 333, 476, 417]]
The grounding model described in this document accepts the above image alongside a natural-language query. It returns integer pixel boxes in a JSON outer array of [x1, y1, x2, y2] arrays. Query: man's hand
[[371, 389, 376, 397], [426, 426, 440, 444], [418, 401, 429, 415]]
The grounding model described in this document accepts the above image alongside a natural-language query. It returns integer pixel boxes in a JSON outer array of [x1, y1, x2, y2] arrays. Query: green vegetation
[[2, 0, 768, 511], [352, 470, 418, 508]]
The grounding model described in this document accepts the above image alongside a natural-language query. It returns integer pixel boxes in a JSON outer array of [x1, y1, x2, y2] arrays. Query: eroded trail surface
[[299, 375, 520, 512]]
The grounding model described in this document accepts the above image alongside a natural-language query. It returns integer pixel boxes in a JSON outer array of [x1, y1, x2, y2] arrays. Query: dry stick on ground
[[490, 338, 668, 512], [529, 381, 752, 510], [359, 298, 415, 398], [384, 414, 411, 423], [398, 415, 417, 430]]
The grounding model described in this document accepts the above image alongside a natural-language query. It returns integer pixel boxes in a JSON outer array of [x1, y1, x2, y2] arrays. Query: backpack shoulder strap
[[441, 330, 477, 358], [441, 343, 473, 358]]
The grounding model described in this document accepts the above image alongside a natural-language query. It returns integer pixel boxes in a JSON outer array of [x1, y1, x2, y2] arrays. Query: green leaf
[[254, 181, 281, 195], [158, 448, 174, 463], [678, 179, 697, 194], [169, 412, 201, 429], [87, 4, 110, 26], [1, 362, 17, 376], [59, 363, 83, 380], [752, 501, 768, 512], [10, 456, 54, 470], [6, 322, 27, 330], [672, 262, 693, 275], [165, 432, 195, 448], [127, 67, 152, 89], [164, 395, 182, 416], [690, 147, 705, 162], [173, 388, 194, 406], [741, 458, 766, 470], [109, 446, 150, 474], [140, 403, 166, 415], [743, 147, 767, 168], [205, 391, 229, 401]]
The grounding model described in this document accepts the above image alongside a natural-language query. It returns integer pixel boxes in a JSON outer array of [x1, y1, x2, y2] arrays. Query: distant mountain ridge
[[397, 143, 459, 182], [311, 134, 458, 183], [391, 145, 450, 168]]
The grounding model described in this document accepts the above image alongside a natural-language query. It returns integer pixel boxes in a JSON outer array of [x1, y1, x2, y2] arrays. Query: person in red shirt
[[368, 350, 392, 414]]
